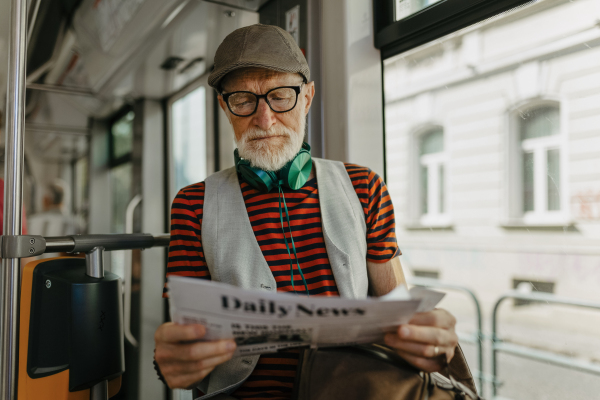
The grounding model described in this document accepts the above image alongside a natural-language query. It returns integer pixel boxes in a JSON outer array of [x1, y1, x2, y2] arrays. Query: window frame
[[373, 0, 533, 59], [378, 0, 535, 188], [505, 100, 570, 226]]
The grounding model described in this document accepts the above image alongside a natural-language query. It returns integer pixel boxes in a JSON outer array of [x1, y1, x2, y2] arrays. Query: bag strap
[[428, 372, 481, 400], [446, 344, 478, 394]]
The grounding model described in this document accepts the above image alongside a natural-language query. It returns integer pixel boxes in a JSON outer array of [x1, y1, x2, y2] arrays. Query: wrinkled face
[[218, 68, 315, 171]]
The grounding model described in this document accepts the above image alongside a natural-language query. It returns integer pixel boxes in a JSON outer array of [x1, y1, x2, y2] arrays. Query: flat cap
[[208, 24, 310, 91]]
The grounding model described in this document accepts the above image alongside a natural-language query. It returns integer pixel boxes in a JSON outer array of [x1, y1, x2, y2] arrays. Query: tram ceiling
[[2, 0, 264, 121], [0, 0, 263, 165], [18, 0, 258, 119], [26, 0, 84, 79], [2, 0, 260, 164], [0, 133, 87, 164], [0, 0, 82, 101], [85, 0, 261, 108]]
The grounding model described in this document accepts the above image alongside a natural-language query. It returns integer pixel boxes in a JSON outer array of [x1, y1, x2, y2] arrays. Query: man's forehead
[[222, 68, 303, 92]]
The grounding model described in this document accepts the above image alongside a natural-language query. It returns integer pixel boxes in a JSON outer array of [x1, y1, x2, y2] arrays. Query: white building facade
[[384, 0, 600, 312]]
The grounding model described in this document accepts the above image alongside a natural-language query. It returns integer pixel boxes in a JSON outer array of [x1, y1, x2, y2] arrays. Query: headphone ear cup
[[236, 149, 278, 192], [235, 143, 312, 192], [280, 147, 312, 190], [238, 164, 277, 192]]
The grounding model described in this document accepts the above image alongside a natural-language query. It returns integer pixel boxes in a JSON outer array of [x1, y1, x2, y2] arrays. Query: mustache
[[243, 127, 292, 142]]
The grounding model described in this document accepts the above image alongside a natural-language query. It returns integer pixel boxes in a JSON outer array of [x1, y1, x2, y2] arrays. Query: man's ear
[[303, 81, 315, 116]]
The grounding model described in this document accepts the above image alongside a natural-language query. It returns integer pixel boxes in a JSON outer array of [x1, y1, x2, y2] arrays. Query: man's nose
[[253, 98, 277, 131]]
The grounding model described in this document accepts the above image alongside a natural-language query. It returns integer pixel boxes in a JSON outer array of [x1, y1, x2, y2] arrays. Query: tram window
[[110, 163, 132, 234], [107, 108, 135, 276], [171, 85, 207, 193], [73, 157, 89, 218], [374, 0, 532, 58], [107, 106, 135, 233], [109, 162, 132, 279], [383, 0, 600, 397], [110, 110, 135, 163]]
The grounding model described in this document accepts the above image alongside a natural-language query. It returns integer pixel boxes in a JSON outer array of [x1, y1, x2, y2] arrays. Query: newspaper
[[168, 276, 445, 357]]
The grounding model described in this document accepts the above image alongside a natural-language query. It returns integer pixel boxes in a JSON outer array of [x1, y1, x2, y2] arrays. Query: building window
[[518, 105, 565, 223], [513, 278, 555, 306], [412, 269, 440, 280], [418, 128, 448, 225]]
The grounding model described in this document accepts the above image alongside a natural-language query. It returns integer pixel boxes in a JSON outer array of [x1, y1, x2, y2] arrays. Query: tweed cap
[[208, 24, 310, 91]]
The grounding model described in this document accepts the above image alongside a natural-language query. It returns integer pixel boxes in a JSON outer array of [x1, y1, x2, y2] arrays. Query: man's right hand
[[154, 322, 237, 389]]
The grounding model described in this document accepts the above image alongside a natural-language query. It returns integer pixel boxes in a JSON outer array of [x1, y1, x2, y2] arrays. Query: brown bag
[[293, 344, 482, 400]]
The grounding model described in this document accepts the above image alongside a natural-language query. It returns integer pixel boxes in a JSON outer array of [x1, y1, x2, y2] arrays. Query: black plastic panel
[[28, 259, 82, 378], [27, 258, 125, 391], [70, 270, 124, 391]]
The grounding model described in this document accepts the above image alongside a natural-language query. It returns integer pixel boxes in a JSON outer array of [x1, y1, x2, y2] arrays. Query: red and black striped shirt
[[165, 163, 399, 400]]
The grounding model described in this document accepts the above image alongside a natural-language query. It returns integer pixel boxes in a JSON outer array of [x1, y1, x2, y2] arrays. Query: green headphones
[[234, 142, 312, 296], [234, 142, 312, 193]]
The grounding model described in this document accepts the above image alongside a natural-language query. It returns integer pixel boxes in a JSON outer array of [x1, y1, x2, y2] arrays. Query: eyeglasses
[[221, 85, 303, 117]]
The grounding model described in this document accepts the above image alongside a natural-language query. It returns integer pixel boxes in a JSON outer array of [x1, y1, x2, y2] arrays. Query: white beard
[[235, 118, 305, 172]]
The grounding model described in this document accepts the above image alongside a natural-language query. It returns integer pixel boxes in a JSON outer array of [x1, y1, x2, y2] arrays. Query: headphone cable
[[277, 186, 310, 296]]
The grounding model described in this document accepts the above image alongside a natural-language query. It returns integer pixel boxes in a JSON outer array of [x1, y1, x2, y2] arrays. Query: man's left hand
[[384, 308, 458, 372]]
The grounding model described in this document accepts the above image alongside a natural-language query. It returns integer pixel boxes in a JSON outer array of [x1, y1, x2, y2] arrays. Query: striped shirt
[[165, 163, 399, 400]]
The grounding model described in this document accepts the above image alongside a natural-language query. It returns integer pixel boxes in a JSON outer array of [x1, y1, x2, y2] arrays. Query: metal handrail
[[409, 277, 485, 396], [2, 0, 28, 398], [491, 291, 600, 398], [44, 233, 170, 253]]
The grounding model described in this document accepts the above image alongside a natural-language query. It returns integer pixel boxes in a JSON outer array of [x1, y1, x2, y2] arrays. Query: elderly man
[[155, 24, 458, 399]]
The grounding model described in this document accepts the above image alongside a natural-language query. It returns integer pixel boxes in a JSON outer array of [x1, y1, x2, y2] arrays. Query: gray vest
[[198, 158, 368, 399]]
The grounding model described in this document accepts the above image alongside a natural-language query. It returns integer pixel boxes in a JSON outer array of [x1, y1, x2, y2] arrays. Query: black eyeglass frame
[[221, 85, 303, 117]]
